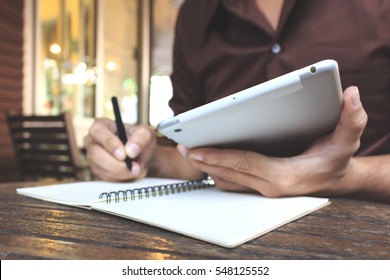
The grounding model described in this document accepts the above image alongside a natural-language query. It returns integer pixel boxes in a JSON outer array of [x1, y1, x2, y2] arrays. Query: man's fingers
[[332, 86, 368, 152], [85, 136, 132, 179], [125, 126, 156, 159], [88, 118, 127, 160], [212, 176, 253, 192]]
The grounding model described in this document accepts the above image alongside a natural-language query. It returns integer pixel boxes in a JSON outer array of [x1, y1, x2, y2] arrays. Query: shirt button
[[271, 43, 282, 54]]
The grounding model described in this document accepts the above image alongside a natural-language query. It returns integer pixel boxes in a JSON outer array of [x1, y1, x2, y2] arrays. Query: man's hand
[[84, 118, 156, 182], [181, 86, 368, 197]]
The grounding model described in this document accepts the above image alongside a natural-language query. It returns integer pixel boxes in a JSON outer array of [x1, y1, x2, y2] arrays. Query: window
[[33, 0, 140, 145], [149, 0, 184, 126], [36, 0, 98, 118], [97, 0, 140, 124], [28, 0, 183, 145]]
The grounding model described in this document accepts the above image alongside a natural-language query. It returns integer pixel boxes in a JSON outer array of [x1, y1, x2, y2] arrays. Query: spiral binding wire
[[98, 176, 215, 203]]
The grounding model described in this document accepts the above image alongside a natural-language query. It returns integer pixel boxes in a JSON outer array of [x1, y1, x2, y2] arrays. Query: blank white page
[[93, 187, 330, 248]]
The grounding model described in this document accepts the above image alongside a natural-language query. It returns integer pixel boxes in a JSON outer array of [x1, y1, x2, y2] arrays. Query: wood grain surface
[[1, 181, 389, 260]]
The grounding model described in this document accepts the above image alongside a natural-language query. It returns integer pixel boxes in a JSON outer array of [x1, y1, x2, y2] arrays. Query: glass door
[[34, 0, 140, 145], [97, 0, 140, 123], [36, 0, 97, 118]]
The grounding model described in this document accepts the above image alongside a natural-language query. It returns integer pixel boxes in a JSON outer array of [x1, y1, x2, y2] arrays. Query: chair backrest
[[6, 113, 89, 181]]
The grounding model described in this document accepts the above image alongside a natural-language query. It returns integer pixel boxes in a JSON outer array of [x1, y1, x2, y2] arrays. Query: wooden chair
[[6, 113, 90, 181]]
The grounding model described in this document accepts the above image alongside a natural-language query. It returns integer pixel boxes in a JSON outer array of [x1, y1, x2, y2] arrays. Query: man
[[85, 0, 390, 203]]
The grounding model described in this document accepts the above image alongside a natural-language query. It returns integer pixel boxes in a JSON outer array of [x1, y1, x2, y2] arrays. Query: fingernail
[[130, 162, 141, 176], [114, 148, 125, 160], [352, 86, 361, 108], [126, 143, 141, 158], [177, 144, 188, 157], [188, 153, 204, 161]]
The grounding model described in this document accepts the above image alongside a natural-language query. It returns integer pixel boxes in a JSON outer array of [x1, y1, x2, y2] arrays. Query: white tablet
[[157, 59, 343, 156]]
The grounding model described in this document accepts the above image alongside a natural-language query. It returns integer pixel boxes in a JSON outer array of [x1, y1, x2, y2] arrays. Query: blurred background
[[0, 0, 185, 181]]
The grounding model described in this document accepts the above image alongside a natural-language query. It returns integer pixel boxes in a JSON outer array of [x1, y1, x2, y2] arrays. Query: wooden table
[[1, 181, 389, 260]]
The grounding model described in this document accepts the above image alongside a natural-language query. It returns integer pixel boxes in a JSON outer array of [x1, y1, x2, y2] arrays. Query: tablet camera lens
[[310, 66, 317, 74]]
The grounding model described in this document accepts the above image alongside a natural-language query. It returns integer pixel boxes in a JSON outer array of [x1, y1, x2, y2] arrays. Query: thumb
[[332, 86, 368, 152]]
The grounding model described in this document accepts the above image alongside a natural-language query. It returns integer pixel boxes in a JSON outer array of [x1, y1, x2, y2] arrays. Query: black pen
[[111, 96, 133, 170]]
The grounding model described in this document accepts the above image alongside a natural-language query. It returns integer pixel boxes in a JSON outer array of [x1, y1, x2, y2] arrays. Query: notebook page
[[93, 187, 330, 248]]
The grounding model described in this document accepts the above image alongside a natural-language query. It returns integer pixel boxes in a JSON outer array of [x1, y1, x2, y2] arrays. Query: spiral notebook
[[17, 177, 330, 248]]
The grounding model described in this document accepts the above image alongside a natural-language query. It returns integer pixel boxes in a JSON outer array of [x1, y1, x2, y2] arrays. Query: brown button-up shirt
[[170, 0, 390, 155]]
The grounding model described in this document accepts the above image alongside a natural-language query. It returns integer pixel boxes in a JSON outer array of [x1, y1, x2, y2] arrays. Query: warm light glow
[[62, 62, 97, 85], [106, 61, 117, 71], [50, 43, 61, 54]]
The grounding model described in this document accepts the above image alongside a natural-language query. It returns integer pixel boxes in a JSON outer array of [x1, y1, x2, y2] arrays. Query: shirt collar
[[205, 0, 298, 37]]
